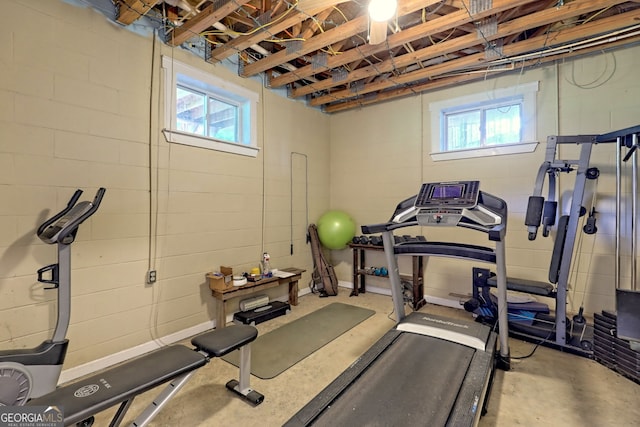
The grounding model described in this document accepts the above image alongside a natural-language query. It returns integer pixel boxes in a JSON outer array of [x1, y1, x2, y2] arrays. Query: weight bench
[[27, 325, 263, 426]]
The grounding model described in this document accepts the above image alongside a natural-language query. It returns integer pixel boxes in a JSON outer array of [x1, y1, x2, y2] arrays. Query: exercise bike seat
[[192, 325, 258, 357]]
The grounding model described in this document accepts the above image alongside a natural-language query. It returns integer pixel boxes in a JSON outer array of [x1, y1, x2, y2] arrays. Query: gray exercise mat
[[222, 302, 375, 379]]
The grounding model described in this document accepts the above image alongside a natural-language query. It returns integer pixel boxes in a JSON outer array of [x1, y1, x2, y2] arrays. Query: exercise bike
[[0, 188, 105, 405]]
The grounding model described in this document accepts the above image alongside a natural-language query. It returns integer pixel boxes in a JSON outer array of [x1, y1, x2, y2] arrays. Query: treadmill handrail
[[361, 220, 419, 234], [362, 218, 505, 242], [394, 241, 497, 264], [459, 220, 506, 242]]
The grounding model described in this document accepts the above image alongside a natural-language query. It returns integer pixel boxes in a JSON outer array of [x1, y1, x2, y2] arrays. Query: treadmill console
[[415, 181, 480, 209], [392, 181, 502, 228]]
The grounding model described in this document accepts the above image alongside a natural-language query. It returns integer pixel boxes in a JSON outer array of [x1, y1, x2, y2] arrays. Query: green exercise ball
[[317, 210, 356, 250]]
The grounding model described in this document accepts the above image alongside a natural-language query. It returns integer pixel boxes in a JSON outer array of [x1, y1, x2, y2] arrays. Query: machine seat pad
[[191, 325, 258, 358], [27, 345, 206, 425], [487, 276, 555, 297]]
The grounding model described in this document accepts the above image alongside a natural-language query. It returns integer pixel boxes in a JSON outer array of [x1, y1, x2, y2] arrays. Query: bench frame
[[28, 325, 263, 427]]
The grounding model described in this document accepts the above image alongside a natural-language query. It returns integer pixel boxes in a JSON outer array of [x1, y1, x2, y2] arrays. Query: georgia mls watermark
[[0, 406, 63, 427]]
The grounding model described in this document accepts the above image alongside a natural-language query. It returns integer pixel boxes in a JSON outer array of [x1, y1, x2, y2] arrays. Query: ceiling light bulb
[[368, 0, 397, 22]]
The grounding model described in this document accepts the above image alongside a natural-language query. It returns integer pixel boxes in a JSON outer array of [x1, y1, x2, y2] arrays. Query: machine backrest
[[548, 215, 569, 284]]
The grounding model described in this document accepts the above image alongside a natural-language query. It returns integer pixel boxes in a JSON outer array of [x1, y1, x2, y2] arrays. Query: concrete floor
[[93, 290, 640, 426]]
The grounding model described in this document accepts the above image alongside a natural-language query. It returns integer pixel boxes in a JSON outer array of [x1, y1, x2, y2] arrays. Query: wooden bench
[[207, 267, 305, 328]]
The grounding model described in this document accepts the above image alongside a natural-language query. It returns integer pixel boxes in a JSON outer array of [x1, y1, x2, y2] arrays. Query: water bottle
[[261, 252, 272, 277]]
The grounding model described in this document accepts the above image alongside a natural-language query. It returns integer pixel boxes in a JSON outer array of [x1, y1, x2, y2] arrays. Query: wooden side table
[[281, 267, 305, 306], [207, 267, 305, 328]]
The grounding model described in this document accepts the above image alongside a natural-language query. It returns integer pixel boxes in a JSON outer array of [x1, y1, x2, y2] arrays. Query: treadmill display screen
[[430, 184, 464, 199], [414, 181, 480, 208]]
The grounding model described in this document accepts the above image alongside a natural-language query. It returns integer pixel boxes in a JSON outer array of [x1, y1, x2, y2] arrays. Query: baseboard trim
[[59, 320, 214, 384], [338, 281, 464, 310], [60, 294, 293, 384], [60, 282, 462, 384]]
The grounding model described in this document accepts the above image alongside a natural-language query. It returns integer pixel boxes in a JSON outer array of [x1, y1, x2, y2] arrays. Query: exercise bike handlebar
[[38, 188, 106, 245], [36, 189, 84, 238]]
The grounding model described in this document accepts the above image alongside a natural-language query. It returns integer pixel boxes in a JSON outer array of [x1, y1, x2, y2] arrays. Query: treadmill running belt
[[310, 332, 475, 426]]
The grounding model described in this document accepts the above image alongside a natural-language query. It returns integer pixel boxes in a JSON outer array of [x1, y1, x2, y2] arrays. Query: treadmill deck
[[285, 313, 496, 426]]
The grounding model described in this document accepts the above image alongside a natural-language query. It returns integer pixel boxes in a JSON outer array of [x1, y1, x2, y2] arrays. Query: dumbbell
[[369, 235, 383, 246]]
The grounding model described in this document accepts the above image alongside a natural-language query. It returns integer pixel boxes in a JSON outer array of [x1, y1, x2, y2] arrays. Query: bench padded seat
[[192, 325, 257, 357], [27, 345, 206, 425]]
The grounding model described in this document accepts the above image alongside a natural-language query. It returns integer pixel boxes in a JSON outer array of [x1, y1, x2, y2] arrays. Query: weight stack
[[594, 310, 640, 384]]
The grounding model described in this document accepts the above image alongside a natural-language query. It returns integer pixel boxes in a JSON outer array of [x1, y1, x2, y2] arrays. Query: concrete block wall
[[0, 0, 328, 374]]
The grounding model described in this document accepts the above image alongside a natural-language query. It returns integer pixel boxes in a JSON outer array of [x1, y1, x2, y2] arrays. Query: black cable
[[510, 326, 557, 360], [486, 302, 557, 360]]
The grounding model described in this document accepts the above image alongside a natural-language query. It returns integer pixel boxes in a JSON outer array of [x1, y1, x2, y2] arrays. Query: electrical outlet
[[147, 270, 157, 284]]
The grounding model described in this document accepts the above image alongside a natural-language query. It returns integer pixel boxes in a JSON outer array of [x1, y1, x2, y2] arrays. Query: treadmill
[[285, 181, 510, 427]]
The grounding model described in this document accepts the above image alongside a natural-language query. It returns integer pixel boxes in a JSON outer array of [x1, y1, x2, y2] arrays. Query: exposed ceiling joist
[[296, 0, 630, 100], [109, 0, 640, 113], [241, 0, 440, 77], [320, 6, 640, 110], [167, 0, 254, 46], [269, 0, 535, 89], [116, 0, 159, 25]]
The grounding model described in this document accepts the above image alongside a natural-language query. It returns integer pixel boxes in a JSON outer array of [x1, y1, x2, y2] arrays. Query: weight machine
[[596, 125, 640, 349], [467, 133, 600, 354], [468, 125, 640, 357]]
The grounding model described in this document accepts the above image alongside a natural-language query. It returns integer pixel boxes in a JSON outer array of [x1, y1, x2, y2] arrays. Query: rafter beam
[[206, 0, 349, 62], [300, 8, 333, 39], [325, 33, 640, 113], [269, 0, 537, 89], [207, 10, 308, 62], [167, 0, 253, 47], [240, 0, 440, 78], [315, 7, 640, 108], [297, 0, 350, 14], [116, 0, 159, 25], [296, 0, 630, 100]]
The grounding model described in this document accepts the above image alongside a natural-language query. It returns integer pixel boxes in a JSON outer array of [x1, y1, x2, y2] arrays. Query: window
[[429, 82, 538, 161], [162, 56, 259, 157], [175, 86, 240, 142], [444, 99, 521, 150]]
